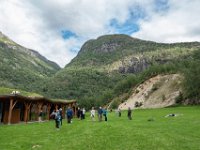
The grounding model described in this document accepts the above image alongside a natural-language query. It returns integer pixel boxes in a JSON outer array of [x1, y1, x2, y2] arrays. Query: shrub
[[151, 84, 158, 92], [162, 94, 166, 101], [175, 92, 184, 104], [110, 99, 120, 109], [135, 101, 143, 107]]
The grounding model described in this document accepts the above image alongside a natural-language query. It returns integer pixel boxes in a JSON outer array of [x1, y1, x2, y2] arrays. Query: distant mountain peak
[[96, 34, 141, 41], [0, 31, 60, 69], [0, 31, 16, 45], [78, 34, 144, 55]]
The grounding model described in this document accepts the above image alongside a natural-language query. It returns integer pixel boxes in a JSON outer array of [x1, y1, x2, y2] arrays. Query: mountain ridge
[[42, 34, 200, 109], [1, 32, 200, 109], [0, 31, 60, 91], [0, 31, 60, 69]]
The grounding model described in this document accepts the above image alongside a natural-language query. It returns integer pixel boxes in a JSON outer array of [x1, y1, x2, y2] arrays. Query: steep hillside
[[42, 34, 200, 108], [68, 34, 154, 68], [68, 34, 199, 73], [119, 74, 182, 109], [0, 32, 60, 91]]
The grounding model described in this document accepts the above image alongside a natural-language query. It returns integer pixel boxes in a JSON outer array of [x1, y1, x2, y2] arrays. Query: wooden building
[[0, 94, 77, 124]]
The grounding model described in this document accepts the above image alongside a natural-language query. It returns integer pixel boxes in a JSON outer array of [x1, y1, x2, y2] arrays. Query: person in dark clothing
[[127, 107, 132, 120], [66, 107, 73, 123], [82, 108, 86, 119], [77, 107, 81, 119], [98, 107, 103, 122], [80, 108, 83, 120], [103, 108, 108, 121], [118, 108, 121, 117]]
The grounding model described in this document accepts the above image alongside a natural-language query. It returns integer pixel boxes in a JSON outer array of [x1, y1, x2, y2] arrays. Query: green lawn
[[0, 106, 200, 150]]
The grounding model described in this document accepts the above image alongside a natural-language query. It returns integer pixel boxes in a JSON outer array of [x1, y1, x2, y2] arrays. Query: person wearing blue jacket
[[66, 107, 73, 124]]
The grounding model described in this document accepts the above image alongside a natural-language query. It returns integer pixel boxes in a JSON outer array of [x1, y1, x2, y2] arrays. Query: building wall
[[0, 102, 2, 123], [0, 96, 77, 124]]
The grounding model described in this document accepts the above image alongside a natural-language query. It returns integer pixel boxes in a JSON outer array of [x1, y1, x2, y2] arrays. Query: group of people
[[116, 107, 132, 120], [90, 107, 108, 122], [90, 106, 132, 122], [92, 107, 108, 122], [50, 106, 133, 129], [50, 107, 73, 129]]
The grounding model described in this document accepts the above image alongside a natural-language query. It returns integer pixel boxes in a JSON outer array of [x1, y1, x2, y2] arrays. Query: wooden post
[[24, 103, 28, 123], [24, 102, 31, 123], [8, 98, 17, 125], [55, 104, 58, 110], [47, 103, 51, 120], [27, 103, 31, 122]]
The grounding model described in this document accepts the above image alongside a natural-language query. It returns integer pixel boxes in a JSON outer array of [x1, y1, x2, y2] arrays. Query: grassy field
[[0, 106, 200, 150]]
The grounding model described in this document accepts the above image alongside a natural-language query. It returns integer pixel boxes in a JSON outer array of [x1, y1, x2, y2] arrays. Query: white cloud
[[0, 0, 136, 67], [133, 0, 200, 43], [0, 0, 200, 67]]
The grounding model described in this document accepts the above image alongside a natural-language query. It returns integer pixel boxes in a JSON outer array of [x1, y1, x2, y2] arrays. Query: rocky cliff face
[[96, 42, 120, 53], [118, 57, 150, 73]]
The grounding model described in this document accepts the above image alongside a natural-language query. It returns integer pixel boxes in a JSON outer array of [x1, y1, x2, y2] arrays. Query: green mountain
[[40, 34, 200, 108], [1, 33, 200, 108], [0, 32, 60, 91], [68, 34, 199, 73]]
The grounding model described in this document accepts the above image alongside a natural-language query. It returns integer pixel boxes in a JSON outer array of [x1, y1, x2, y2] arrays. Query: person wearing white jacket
[[90, 107, 95, 121]]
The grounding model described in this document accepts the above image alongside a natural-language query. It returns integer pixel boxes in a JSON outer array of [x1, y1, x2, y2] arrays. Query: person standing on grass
[[82, 108, 86, 119], [103, 108, 108, 121], [118, 108, 121, 117], [80, 108, 83, 120], [55, 109, 61, 128], [59, 108, 63, 126], [51, 109, 61, 129], [66, 107, 73, 124], [77, 107, 81, 119], [127, 107, 132, 120], [38, 110, 43, 122], [91, 107, 95, 121], [98, 107, 103, 122]]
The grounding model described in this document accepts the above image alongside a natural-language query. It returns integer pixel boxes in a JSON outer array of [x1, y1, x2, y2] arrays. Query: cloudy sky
[[0, 0, 200, 67]]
